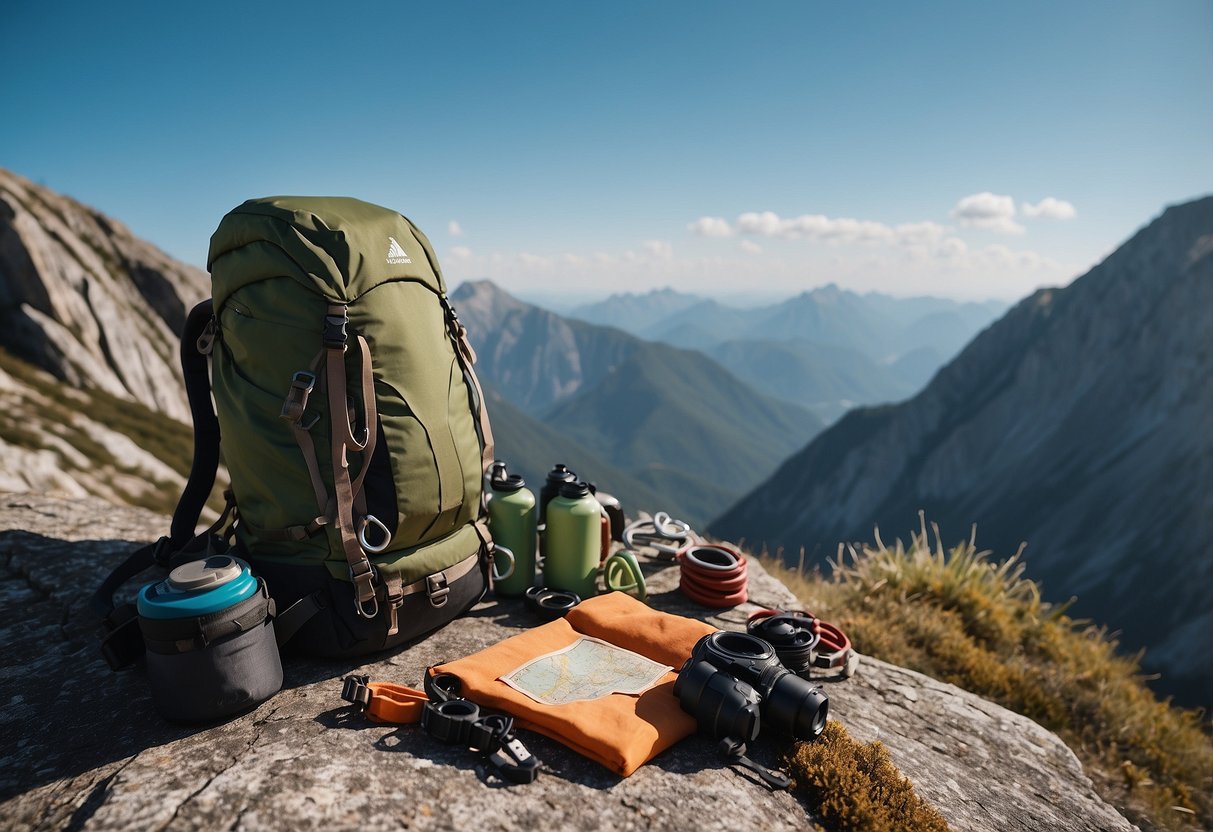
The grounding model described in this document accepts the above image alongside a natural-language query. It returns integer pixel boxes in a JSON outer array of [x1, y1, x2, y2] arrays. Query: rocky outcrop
[[713, 197, 1213, 705], [0, 167, 208, 422], [0, 494, 1133, 831]]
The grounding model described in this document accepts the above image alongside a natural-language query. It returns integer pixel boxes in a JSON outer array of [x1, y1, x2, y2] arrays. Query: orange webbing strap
[[341, 676, 428, 724]]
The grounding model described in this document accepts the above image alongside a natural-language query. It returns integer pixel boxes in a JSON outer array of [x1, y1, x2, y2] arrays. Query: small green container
[[488, 469, 537, 596], [543, 480, 602, 599]]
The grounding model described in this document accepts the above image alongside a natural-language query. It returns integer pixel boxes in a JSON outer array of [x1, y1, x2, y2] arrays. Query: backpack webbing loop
[[324, 305, 380, 618]]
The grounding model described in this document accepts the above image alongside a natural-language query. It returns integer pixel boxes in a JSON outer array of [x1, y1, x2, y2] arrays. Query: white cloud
[[951, 192, 1024, 234], [727, 211, 951, 248], [1021, 197, 1076, 221], [448, 245, 472, 260], [739, 239, 763, 255], [448, 220, 464, 237], [687, 216, 734, 237], [643, 240, 673, 259]]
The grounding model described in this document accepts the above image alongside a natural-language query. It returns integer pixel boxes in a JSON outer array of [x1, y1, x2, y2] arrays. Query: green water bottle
[[543, 480, 602, 598], [488, 467, 537, 596]]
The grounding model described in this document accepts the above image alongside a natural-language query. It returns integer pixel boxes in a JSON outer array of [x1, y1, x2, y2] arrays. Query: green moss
[[768, 517, 1213, 832], [787, 721, 950, 832]]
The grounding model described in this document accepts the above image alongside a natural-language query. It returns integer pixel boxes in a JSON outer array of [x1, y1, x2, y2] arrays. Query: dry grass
[[768, 515, 1213, 832], [787, 720, 951, 832]]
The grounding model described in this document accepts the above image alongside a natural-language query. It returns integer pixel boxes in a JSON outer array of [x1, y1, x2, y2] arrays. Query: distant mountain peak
[[710, 195, 1213, 705]]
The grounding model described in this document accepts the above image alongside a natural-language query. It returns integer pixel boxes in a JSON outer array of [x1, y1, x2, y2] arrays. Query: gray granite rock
[[0, 167, 208, 422], [0, 494, 1134, 831]]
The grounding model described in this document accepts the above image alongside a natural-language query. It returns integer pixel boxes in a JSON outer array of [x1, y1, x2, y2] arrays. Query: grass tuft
[[768, 514, 1213, 832]]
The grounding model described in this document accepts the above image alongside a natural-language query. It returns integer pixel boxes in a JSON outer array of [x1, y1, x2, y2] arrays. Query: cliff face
[[0, 167, 208, 422], [712, 197, 1213, 704]]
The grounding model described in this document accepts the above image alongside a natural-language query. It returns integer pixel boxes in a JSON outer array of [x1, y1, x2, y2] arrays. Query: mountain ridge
[[711, 195, 1213, 704]]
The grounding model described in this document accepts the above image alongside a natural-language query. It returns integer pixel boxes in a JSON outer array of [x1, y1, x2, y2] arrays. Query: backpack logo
[[387, 237, 412, 265]]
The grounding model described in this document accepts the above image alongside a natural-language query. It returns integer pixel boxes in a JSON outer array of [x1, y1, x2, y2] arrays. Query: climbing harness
[[341, 673, 541, 784]]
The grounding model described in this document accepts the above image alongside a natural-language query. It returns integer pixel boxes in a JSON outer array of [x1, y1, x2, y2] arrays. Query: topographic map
[[500, 636, 673, 705]]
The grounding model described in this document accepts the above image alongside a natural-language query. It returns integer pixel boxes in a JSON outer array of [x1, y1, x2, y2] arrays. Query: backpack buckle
[[196, 316, 217, 356], [323, 307, 348, 349], [350, 561, 379, 619], [280, 371, 316, 423], [426, 573, 450, 608]]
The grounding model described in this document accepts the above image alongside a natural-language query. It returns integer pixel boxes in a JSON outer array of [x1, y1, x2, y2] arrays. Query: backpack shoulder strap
[[93, 299, 223, 667]]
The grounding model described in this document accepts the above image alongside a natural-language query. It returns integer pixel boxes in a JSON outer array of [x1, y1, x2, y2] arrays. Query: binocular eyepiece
[[673, 631, 828, 743]]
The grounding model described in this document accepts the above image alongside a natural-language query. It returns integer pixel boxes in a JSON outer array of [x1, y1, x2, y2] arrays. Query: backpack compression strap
[[93, 300, 224, 668], [441, 296, 495, 480], [323, 305, 380, 619]]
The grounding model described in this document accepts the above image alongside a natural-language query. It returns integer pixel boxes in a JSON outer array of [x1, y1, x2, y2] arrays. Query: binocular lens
[[765, 673, 829, 740], [710, 631, 775, 661]]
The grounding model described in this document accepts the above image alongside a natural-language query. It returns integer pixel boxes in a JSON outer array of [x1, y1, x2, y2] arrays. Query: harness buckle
[[340, 675, 372, 709], [487, 732, 542, 784]]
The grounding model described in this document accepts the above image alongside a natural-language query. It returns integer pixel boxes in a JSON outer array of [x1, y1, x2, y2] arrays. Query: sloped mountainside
[[0, 168, 209, 509], [452, 280, 823, 523], [568, 285, 1006, 422], [0, 168, 208, 420], [712, 197, 1213, 704]]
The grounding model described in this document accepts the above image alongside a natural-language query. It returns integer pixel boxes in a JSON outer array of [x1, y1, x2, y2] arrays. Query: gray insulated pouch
[[138, 583, 283, 722]]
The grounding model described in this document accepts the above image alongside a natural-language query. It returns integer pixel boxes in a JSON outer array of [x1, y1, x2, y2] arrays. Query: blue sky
[[2, 1, 1209, 302]]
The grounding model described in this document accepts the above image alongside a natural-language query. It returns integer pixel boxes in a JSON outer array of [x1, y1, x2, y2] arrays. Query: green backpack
[[96, 196, 497, 662]]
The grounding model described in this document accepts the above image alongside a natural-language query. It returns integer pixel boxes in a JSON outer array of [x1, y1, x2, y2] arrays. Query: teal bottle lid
[[137, 555, 259, 620]]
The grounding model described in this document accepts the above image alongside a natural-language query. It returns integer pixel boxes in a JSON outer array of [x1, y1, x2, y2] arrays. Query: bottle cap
[[546, 464, 576, 484], [167, 555, 244, 591], [560, 480, 591, 499], [492, 473, 527, 492]]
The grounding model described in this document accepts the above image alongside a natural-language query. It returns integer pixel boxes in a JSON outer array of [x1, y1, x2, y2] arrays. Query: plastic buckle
[[340, 675, 372, 709], [426, 573, 450, 608], [280, 371, 316, 423], [424, 670, 461, 703], [488, 733, 541, 784], [323, 310, 348, 349], [350, 562, 379, 619]]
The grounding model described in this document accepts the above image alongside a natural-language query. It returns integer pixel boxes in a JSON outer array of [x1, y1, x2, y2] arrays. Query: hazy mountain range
[[712, 197, 1213, 704], [2, 165, 1206, 703], [451, 280, 823, 523]]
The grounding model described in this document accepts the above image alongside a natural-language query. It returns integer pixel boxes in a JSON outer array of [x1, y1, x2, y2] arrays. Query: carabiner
[[358, 514, 392, 553]]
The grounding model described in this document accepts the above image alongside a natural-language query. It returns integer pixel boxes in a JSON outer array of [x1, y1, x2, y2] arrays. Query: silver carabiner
[[357, 514, 392, 554]]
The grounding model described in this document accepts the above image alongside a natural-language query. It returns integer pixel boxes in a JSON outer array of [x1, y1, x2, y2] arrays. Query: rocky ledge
[[0, 494, 1133, 831]]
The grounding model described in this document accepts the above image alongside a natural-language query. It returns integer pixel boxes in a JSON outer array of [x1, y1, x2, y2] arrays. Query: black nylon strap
[[92, 300, 223, 661], [171, 299, 222, 545], [274, 591, 326, 647]]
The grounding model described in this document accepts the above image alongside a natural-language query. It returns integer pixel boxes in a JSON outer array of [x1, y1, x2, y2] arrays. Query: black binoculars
[[674, 630, 828, 744]]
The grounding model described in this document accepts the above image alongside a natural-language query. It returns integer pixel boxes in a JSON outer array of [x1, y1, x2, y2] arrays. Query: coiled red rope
[[677, 544, 748, 607], [747, 608, 858, 677]]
